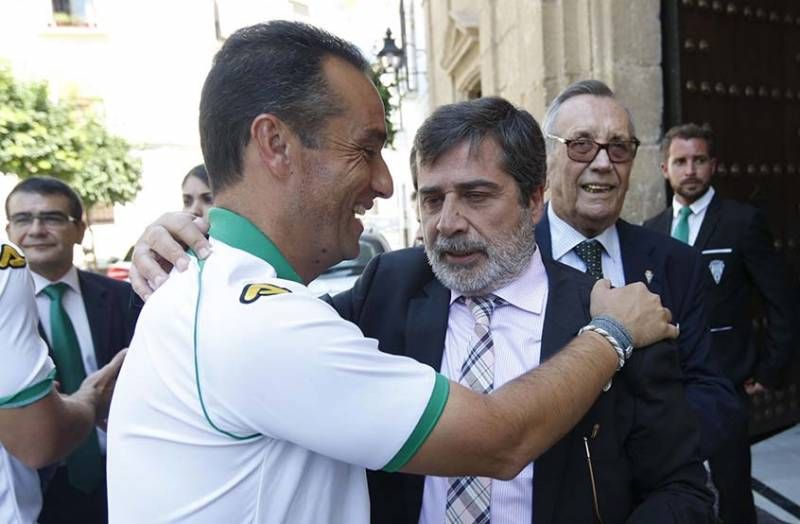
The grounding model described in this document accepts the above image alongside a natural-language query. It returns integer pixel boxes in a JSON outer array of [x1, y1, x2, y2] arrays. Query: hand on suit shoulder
[[590, 279, 679, 348]]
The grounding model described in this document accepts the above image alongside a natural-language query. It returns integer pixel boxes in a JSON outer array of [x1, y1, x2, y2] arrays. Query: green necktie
[[672, 206, 692, 244], [42, 283, 103, 494]]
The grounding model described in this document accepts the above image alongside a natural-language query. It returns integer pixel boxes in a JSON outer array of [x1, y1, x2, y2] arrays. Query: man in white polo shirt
[[0, 240, 124, 523], [107, 21, 677, 523]]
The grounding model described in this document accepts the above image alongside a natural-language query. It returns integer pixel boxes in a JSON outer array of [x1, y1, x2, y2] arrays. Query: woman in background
[[181, 164, 213, 219]]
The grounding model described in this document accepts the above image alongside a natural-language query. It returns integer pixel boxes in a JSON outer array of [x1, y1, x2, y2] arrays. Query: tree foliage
[[0, 66, 141, 210]]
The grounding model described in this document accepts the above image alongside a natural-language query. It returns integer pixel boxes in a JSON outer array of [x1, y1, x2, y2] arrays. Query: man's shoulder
[[368, 247, 433, 281], [618, 219, 699, 260], [715, 195, 759, 221], [78, 268, 133, 295], [642, 207, 671, 230]]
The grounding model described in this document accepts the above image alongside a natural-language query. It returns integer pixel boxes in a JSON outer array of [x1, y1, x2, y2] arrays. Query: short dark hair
[[661, 123, 715, 162], [5, 176, 84, 221], [182, 164, 210, 189], [199, 21, 370, 193], [543, 79, 636, 152], [412, 97, 546, 205]]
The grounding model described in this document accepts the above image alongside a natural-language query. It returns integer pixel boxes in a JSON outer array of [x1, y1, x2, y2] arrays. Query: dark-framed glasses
[[547, 134, 640, 163], [8, 212, 78, 228]]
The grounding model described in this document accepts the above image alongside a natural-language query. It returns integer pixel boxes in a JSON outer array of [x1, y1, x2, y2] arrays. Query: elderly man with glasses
[[535, 80, 741, 464], [5, 176, 140, 524]]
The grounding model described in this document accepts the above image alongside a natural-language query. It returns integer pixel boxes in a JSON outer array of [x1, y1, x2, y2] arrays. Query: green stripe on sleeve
[[383, 372, 450, 472], [0, 369, 56, 409]]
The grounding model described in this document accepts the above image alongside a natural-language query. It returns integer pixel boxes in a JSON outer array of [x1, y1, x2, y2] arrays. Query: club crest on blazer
[[708, 259, 725, 284]]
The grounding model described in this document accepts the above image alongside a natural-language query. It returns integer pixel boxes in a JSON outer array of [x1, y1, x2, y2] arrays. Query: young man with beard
[[534, 80, 740, 464], [129, 96, 712, 523], [644, 123, 797, 524]]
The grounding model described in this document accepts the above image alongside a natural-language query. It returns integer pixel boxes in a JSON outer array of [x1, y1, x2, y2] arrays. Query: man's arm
[[741, 208, 798, 389], [402, 280, 677, 478], [0, 343, 126, 470], [128, 213, 678, 478], [0, 245, 126, 468], [672, 246, 740, 459], [623, 342, 714, 522]]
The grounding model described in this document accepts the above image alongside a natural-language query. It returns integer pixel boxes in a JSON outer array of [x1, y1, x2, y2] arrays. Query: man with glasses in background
[[5, 176, 139, 524], [535, 80, 740, 464]]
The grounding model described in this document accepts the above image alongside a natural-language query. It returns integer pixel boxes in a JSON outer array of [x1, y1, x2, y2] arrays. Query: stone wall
[[424, 0, 667, 223]]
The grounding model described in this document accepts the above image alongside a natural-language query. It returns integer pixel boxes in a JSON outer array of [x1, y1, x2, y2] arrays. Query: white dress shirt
[[547, 205, 626, 287], [419, 248, 549, 524], [670, 186, 715, 246], [31, 266, 106, 452]]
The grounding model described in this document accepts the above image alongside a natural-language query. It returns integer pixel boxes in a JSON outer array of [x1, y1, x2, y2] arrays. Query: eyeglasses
[[8, 212, 79, 228], [547, 134, 640, 164]]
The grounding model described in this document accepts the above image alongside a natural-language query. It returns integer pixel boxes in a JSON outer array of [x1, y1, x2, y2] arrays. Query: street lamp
[[377, 28, 404, 72]]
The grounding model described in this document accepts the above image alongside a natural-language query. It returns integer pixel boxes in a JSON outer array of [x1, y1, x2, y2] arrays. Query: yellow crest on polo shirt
[[0, 243, 26, 270], [239, 283, 291, 304]]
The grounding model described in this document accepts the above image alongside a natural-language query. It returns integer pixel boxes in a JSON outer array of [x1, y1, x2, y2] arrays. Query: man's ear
[[251, 114, 294, 178], [76, 220, 87, 245], [660, 161, 669, 180], [529, 185, 546, 224]]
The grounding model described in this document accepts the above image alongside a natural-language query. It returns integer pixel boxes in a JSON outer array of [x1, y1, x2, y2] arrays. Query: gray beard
[[424, 209, 536, 296]]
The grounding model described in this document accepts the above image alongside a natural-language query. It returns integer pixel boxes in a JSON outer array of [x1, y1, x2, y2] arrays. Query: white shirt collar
[[32, 265, 81, 296], [449, 247, 547, 316], [672, 186, 715, 218], [547, 204, 619, 262]]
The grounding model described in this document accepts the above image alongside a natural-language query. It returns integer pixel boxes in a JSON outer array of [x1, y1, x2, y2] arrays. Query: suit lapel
[[78, 271, 111, 367], [535, 206, 553, 260], [402, 275, 451, 521], [534, 258, 591, 524], [616, 220, 666, 295], [405, 277, 450, 371], [693, 192, 722, 250]]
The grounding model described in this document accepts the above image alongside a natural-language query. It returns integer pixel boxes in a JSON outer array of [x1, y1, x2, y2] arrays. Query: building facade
[[424, 0, 665, 223]]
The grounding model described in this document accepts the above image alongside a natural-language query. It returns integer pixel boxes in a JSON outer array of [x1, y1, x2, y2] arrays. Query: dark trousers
[[38, 464, 108, 524], [708, 394, 756, 524]]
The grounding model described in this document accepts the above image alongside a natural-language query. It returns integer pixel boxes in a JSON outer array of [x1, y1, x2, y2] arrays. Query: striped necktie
[[446, 295, 504, 524]]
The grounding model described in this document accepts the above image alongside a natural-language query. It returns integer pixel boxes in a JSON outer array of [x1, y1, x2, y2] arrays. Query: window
[[51, 0, 96, 27]]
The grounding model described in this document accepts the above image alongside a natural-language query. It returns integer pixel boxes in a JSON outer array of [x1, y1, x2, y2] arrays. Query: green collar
[[208, 207, 303, 284]]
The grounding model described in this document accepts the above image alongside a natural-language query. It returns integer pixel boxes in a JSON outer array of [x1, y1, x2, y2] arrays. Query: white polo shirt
[[107, 208, 449, 524], [0, 241, 56, 524]]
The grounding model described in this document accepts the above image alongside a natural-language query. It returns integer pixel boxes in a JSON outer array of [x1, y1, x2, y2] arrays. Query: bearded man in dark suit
[[333, 97, 712, 523], [644, 123, 797, 524]]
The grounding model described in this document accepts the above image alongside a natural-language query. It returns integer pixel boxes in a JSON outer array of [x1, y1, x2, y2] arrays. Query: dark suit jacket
[[76, 270, 139, 367], [332, 247, 712, 524], [644, 193, 797, 388], [39, 270, 139, 370], [536, 211, 740, 460]]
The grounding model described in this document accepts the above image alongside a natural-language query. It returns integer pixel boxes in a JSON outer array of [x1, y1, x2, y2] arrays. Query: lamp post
[[376, 27, 405, 130], [377, 28, 404, 73]]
